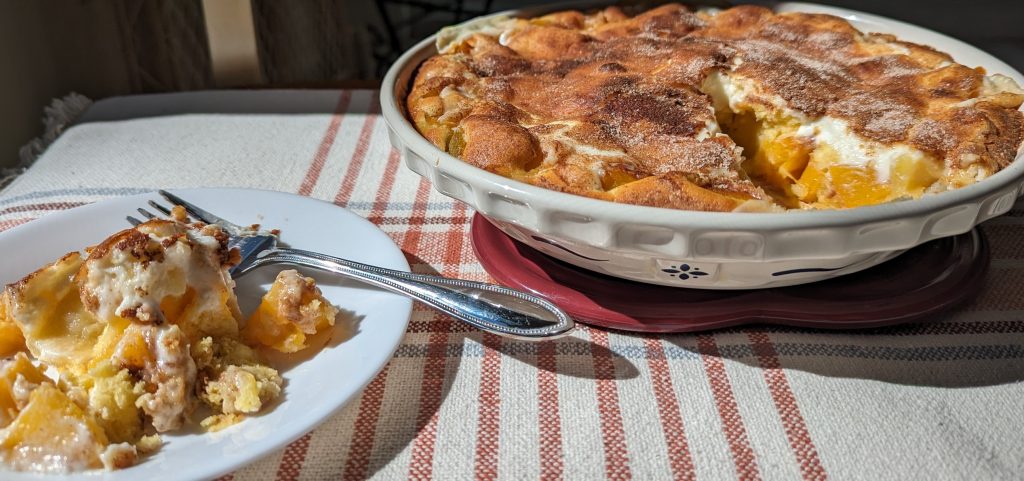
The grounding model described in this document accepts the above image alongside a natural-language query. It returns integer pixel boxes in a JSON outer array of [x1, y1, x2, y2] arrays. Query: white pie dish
[[380, 1, 1024, 289]]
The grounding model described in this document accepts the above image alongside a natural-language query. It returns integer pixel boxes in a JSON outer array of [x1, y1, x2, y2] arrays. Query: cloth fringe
[[1, 93, 93, 189]]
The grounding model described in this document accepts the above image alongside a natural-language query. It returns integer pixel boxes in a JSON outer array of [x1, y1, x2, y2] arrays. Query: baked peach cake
[[407, 4, 1024, 211], [0, 210, 338, 473]]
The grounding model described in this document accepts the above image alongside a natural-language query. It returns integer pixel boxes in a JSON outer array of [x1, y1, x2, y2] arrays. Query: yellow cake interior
[[704, 73, 947, 209], [0, 217, 341, 473], [407, 4, 1024, 212]]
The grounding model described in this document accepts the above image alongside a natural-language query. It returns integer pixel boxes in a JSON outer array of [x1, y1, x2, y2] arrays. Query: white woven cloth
[[2, 90, 1023, 481]]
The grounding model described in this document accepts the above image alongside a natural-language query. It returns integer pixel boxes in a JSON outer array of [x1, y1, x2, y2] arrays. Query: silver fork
[[127, 190, 574, 340]]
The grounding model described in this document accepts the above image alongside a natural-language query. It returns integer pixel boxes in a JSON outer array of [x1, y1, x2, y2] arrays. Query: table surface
[[2, 89, 1023, 481]]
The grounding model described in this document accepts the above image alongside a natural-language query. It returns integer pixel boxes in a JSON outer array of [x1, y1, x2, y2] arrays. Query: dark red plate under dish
[[471, 214, 989, 332]]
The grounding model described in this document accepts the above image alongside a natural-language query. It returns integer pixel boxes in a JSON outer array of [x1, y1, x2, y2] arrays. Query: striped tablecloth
[[2, 89, 1023, 481]]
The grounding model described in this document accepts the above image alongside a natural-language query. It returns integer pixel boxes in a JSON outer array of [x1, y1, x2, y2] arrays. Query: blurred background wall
[[1, 0, 1021, 170]]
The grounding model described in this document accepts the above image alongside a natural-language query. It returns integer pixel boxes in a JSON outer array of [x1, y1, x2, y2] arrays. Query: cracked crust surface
[[406, 4, 1024, 211]]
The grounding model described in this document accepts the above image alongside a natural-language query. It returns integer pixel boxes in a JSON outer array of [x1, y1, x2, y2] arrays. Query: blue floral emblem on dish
[[661, 264, 709, 280]]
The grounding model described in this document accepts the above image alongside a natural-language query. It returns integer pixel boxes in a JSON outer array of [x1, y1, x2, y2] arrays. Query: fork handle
[[238, 248, 575, 340]]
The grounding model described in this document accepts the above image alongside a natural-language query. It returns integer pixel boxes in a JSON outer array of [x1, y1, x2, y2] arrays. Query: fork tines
[[126, 191, 246, 234], [159, 190, 242, 231], [146, 201, 172, 217], [127, 205, 166, 227]]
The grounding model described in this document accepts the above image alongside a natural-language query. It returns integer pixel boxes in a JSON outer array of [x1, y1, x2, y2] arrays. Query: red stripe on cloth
[[747, 331, 827, 481], [644, 337, 696, 481], [341, 150, 426, 479], [334, 97, 382, 206], [365, 149, 403, 225], [0, 201, 85, 217], [273, 90, 354, 481], [0, 218, 32, 232], [342, 364, 391, 480], [406, 182, 457, 481], [401, 180, 433, 272], [339, 147, 405, 480], [297, 90, 353, 197], [474, 333, 502, 481], [697, 335, 762, 481], [446, 203, 469, 263], [537, 340, 564, 480], [275, 432, 312, 481], [406, 312, 449, 481], [590, 329, 632, 480], [535, 325, 612, 481]]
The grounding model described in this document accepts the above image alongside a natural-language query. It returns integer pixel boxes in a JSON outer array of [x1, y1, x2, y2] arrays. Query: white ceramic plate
[[0, 188, 413, 481]]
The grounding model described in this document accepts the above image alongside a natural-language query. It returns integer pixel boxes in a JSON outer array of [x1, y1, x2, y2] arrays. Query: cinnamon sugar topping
[[407, 3, 1024, 211]]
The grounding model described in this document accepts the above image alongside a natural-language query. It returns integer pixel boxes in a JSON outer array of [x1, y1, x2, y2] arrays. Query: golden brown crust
[[459, 114, 543, 175], [692, 6, 1022, 175], [407, 3, 1024, 211]]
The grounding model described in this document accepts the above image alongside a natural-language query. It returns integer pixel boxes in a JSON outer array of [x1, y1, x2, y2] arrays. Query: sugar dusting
[[408, 2, 1024, 210]]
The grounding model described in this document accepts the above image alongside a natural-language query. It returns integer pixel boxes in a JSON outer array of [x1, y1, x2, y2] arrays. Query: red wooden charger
[[470, 214, 989, 332]]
